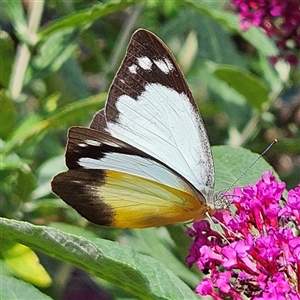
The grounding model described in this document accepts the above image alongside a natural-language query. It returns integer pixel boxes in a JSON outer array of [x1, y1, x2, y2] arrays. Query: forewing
[[90, 29, 214, 190]]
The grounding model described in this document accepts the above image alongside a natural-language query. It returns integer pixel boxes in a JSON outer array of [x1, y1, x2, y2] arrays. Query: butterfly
[[51, 29, 228, 228]]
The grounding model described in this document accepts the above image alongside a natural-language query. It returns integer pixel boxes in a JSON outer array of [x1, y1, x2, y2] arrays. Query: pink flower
[[187, 171, 300, 298], [280, 185, 300, 224], [231, 0, 300, 66]]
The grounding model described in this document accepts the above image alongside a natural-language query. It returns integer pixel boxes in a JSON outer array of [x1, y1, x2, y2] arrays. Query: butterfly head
[[201, 187, 231, 214], [215, 191, 231, 211]]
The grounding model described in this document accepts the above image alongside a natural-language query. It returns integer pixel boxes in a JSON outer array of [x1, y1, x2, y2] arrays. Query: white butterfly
[[51, 29, 228, 228]]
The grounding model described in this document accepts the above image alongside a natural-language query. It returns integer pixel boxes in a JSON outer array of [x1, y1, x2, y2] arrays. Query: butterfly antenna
[[225, 139, 277, 193], [205, 212, 230, 243], [205, 212, 242, 243]]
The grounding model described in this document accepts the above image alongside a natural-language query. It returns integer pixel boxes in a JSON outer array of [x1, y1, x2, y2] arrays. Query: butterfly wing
[[90, 29, 215, 192], [51, 29, 221, 228], [51, 127, 210, 228]]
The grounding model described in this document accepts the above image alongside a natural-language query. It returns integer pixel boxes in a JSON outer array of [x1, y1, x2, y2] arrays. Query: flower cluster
[[231, 0, 300, 65], [186, 171, 300, 299]]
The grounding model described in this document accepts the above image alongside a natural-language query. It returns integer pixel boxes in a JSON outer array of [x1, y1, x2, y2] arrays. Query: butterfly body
[[51, 29, 228, 228]]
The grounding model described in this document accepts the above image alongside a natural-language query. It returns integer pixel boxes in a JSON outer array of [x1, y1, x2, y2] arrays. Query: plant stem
[[9, 0, 44, 100]]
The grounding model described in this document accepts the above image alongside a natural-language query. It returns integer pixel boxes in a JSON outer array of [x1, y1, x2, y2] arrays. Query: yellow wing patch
[[52, 166, 211, 228], [101, 170, 209, 228]]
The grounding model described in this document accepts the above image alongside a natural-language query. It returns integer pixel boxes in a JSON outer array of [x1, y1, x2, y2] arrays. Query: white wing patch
[[106, 83, 210, 191], [85, 139, 101, 147], [128, 64, 137, 74], [82, 138, 121, 148], [78, 143, 88, 147], [78, 152, 191, 193], [154, 58, 174, 74], [137, 56, 153, 70]]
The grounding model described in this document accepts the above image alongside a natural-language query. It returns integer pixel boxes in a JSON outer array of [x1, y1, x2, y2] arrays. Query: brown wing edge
[[90, 28, 198, 129], [51, 169, 115, 226]]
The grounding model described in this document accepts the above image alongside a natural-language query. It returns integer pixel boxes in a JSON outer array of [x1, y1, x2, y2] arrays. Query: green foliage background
[[0, 0, 299, 299]]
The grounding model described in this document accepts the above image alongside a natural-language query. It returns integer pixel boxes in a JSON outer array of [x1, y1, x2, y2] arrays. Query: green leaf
[[162, 10, 245, 67], [1, 0, 28, 43], [212, 145, 278, 191], [195, 16, 243, 66], [186, 1, 278, 56], [0, 275, 53, 300], [14, 168, 36, 202], [34, 156, 64, 199], [0, 218, 199, 300], [199, 66, 252, 130], [0, 31, 15, 88], [0, 91, 16, 139], [241, 26, 278, 56], [38, 0, 142, 39], [0, 152, 27, 171], [258, 53, 283, 91], [1, 243, 52, 287], [0, 155, 36, 204], [57, 57, 91, 100], [30, 29, 78, 80], [0, 257, 12, 276], [213, 65, 269, 111], [124, 227, 200, 287], [2, 93, 106, 155]]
